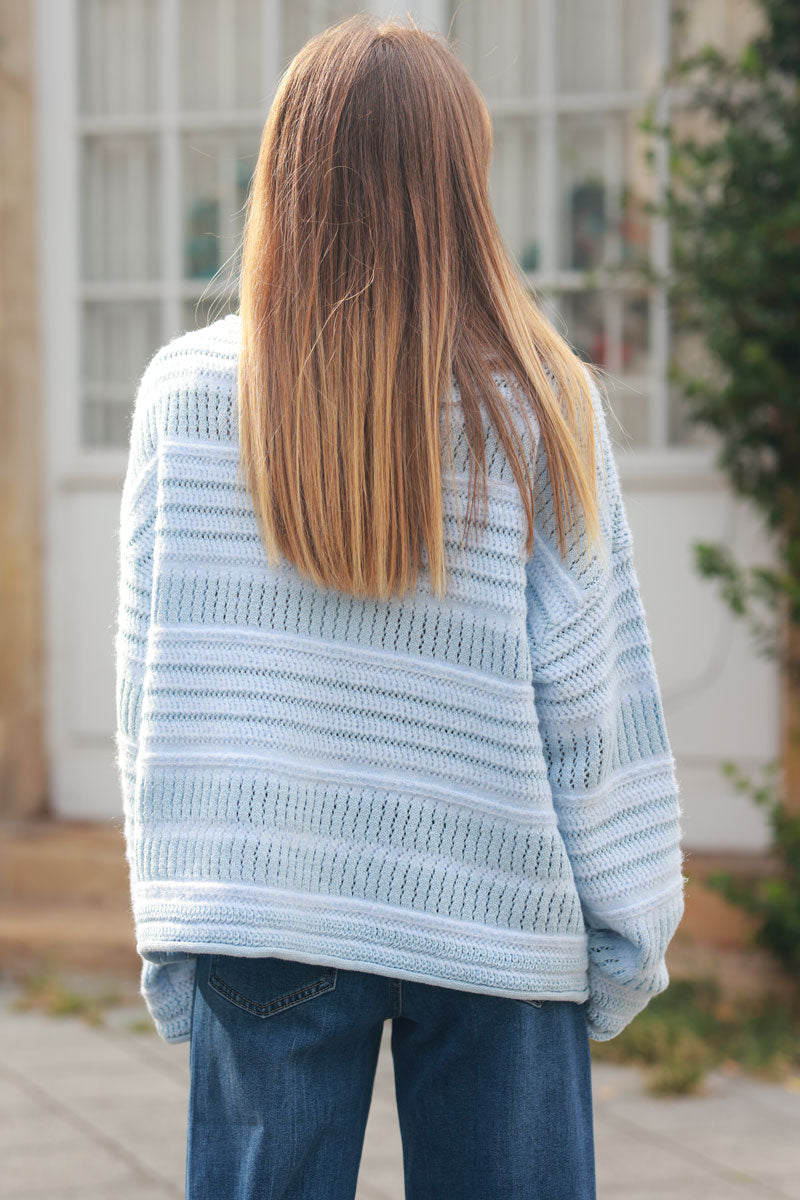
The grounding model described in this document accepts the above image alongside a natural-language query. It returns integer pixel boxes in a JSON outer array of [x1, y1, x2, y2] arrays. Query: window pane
[[282, 1, 370, 60], [82, 135, 161, 281], [183, 131, 260, 281], [82, 301, 162, 448], [558, 0, 658, 94], [669, 329, 721, 448], [622, 291, 649, 375], [558, 111, 652, 271], [559, 115, 608, 271], [603, 375, 648, 448], [548, 289, 653, 447], [180, 0, 271, 111], [549, 290, 604, 364], [78, 0, 160, 114], [180, 0, 218, 111], [489, 122, 539, 270], [234, 0, 267, 108], [558, 0, 615, 94], [449, 0, 539, 99], [621, 0, 662, 92], [549, 290, 651, 372]]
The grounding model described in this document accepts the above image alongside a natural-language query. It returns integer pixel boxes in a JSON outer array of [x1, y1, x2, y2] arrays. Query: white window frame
[[447, 0, 717, 484], [36, 0, 718, 497]]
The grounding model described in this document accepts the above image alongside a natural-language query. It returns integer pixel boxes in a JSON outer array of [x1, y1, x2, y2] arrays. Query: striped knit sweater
[[115, 311, 686, 1045]]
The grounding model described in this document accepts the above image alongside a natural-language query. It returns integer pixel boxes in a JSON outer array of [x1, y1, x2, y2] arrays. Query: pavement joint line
[[598, 1105, 797, 1200], [0, 1053, 183, 1199]]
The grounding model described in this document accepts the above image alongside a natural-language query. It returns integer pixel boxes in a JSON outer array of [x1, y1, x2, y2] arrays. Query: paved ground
[[1, 975, 799, 1200]]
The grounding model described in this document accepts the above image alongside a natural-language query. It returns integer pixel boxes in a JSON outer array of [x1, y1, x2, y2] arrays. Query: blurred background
[[1, 1, 799, 1197]]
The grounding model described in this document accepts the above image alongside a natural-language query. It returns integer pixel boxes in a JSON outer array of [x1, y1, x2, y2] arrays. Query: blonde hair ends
[[236, 13, 604, 601]]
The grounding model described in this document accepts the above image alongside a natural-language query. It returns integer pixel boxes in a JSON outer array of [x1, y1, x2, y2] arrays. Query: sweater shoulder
[[140, 314, 241, 449], [526, 365, 622, 625]]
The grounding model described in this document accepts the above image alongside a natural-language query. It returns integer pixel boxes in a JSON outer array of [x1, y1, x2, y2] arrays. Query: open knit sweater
[[115, 311, 686, 1044]]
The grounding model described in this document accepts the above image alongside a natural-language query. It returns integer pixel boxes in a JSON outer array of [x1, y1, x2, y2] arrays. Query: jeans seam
[[208, 959, 337, 1017]]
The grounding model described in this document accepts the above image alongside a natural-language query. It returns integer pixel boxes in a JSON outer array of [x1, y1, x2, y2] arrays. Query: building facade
[[3, 0, 778, 866]]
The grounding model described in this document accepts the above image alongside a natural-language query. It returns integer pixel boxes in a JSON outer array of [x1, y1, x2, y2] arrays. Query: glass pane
[[558, 111, 652, 272], [449, 0, 539, 99], [558, 0, 657, 94], [604, 375, 648, 448], [282, 1, 366, 59], [329, 0, 367, 20], [548, 290, 650, 372], [547, 290, 652, 446], [622, 0, 661, 92], [183, 130, 260, 281], [559, 116, 607, 271], [82, 301, 162, 448], [281, 0, 313, 59], [549, 290, 604, 364], [78, 0, 160, 114], [622, 292, 649, 375], [81, 134, 161, 281], [668, 329, 721, 447], [489, 122, 539, 271], [180, 0, 218, 110], [234, 0, 267, 109], [180, 0, 271, 110], [558, 0, 614, 94]]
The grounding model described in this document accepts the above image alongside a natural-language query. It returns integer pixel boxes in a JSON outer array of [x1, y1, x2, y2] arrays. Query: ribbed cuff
[[139, 954, 197, 1044], [584, 963, 668, 1041]]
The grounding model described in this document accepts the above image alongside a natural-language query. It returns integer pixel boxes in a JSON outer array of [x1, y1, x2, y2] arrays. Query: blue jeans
[[185, 952, 596, 1199]]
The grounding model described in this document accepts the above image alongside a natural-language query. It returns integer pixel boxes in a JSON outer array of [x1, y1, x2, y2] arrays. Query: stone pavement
[[1, 977, 798, 1200]]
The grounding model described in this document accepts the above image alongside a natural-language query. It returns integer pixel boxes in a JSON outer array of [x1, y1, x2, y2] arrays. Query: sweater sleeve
[[115, 349, 198, 1045], [114, 353, 162, 843], [525, 370, 687, 1041]]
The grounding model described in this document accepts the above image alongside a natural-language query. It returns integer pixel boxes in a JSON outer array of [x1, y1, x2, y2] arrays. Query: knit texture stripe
[[115, 313, 686, 1044]]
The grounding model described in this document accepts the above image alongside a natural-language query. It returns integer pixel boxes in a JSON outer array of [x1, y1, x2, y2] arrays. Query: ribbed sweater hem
[[133, 879, 591, 1041]]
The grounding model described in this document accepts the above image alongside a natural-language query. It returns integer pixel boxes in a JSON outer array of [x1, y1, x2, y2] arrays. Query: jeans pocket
[[521, 998, 545, 1008], [208, 954, 337, 1018]]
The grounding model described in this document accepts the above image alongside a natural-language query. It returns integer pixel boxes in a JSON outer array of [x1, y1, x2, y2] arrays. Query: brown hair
[[236, 12, 604, 600]]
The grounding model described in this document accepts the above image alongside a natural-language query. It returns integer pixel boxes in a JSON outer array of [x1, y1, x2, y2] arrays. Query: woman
[[115, 14, 685, 1200]]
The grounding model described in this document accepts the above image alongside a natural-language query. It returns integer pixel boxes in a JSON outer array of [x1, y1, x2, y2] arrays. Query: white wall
[[622, 455, 778, 852]]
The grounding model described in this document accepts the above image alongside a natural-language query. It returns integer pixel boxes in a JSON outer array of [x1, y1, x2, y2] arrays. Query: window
[[76, 0, 365, 450], [76, 0, 687, 453], [450, 0, 680, 448]]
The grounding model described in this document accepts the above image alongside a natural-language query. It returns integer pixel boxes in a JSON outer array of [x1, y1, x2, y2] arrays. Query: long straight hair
[[236, 13, 605, 601]]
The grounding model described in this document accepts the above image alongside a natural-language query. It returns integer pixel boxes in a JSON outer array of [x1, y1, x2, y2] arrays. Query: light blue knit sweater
[[115, 312, 686, 1045]]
